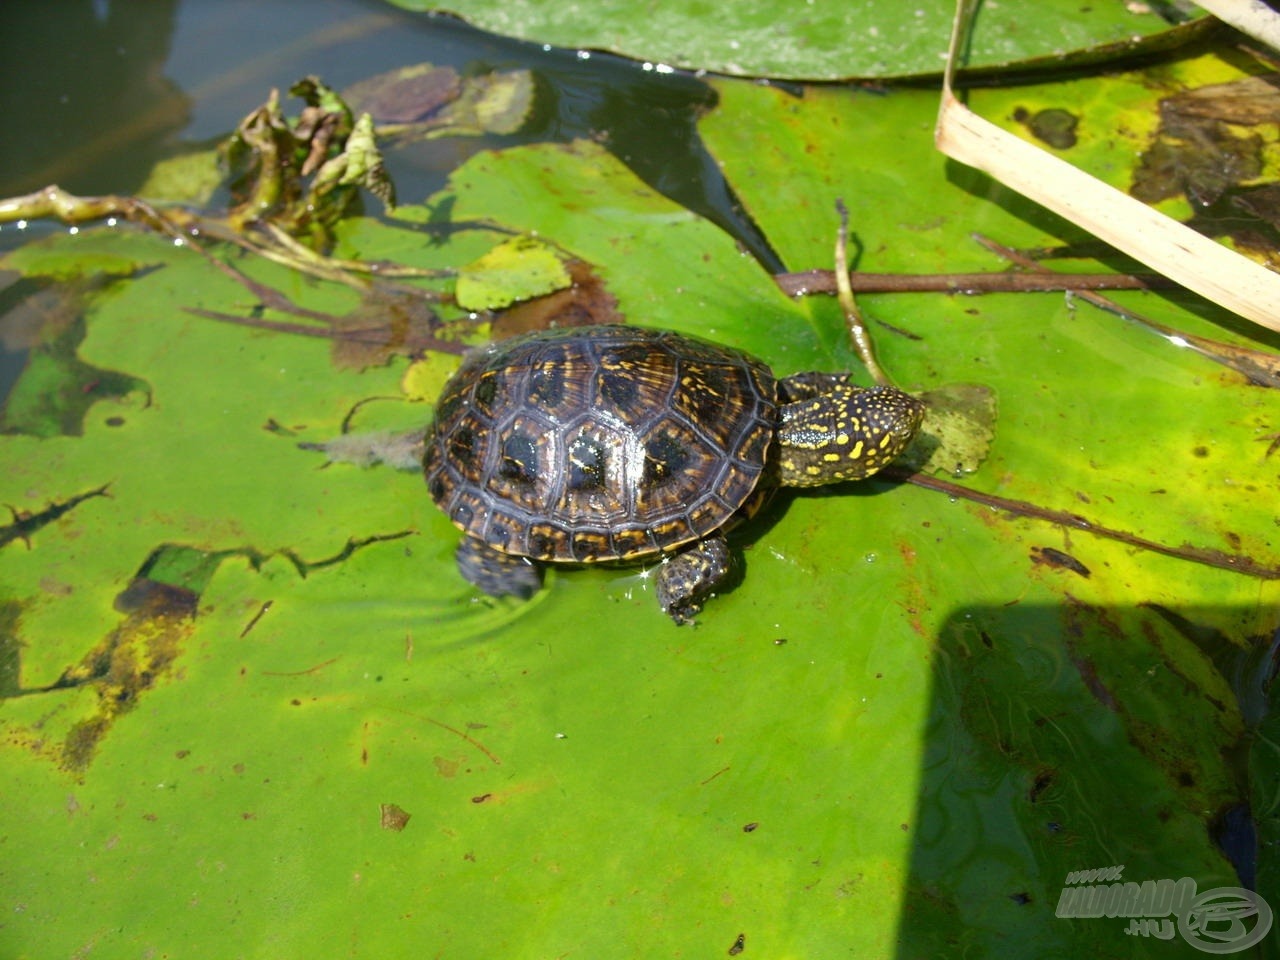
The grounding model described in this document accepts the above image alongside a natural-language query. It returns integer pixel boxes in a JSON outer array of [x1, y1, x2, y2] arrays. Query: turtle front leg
[[656, 536, 732, 625], [456, 536, 543, 600]]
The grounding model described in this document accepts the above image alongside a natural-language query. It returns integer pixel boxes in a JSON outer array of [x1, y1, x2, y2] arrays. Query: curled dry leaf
[[223, 77, 394, 244]]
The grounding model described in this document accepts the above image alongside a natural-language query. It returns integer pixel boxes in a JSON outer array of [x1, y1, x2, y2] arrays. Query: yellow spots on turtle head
[[776, 382, 923, 487], [803, 422, 831, 443]]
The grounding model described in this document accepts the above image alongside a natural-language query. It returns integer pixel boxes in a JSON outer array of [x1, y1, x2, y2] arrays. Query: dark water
[[0, 0, 754, 241], [0, 0, 770, 402]]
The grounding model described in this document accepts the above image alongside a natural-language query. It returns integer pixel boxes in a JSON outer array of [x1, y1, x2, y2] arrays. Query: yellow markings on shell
[[848, 440, 864, 460]]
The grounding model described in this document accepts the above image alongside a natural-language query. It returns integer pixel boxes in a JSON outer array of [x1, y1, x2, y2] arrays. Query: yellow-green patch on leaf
[[138, 149, 223, 207], [899, 383, 999, 477], [402, 351, 461, 403], [454, 234, 571, 310]]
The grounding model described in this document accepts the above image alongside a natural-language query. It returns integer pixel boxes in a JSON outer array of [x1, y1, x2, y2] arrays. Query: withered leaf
[[1132, 74, 1278, 208], [1160, 73, 1280, 126], [491, 259, 623, 339], [344, 64, 463, 125], [331, 287, 441, 370], [1131, 119, 1262, 207]]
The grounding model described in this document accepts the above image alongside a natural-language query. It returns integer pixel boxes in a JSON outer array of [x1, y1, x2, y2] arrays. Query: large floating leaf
[[390, 0, 1210, 80], [699, 58, 1280, 953]]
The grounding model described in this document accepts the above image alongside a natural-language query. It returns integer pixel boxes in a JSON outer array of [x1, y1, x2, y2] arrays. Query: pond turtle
[[424, 324, 924, 623]]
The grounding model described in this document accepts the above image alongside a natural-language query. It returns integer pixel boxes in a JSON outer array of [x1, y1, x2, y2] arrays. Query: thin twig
[[970, 233, 1172, 320], [891, 468, 1280, 580], [773, 268, 1174, 297], [833, 199, 890, 386], [974, 233, 1280, 388]]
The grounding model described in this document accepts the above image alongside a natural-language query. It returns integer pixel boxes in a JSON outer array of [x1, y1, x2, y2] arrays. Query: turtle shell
[[424, 324, 778, 563]]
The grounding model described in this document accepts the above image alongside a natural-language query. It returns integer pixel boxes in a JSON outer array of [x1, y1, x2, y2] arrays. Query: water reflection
[[899, 602, 1273, 957], [0, 0, 185, 195]]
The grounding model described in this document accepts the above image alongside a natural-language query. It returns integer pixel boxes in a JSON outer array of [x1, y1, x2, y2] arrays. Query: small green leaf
[[900, 383, 999, 477], [137, 149, 223, 206], [1, 229, 167, 281], [401, 350, 463, 402], [455, 234, 572, 310]]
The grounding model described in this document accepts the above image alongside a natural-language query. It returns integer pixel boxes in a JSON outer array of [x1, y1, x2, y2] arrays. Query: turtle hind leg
[[656, 537, 733, 625], [456, 536, 543, 600]]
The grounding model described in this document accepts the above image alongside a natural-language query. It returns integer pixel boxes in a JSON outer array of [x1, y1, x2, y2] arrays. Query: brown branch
[[973, 233, 1280, 389], [185, 307, 465, 355], [891, 468, 1280, 580], [774, 268, 1174, 298]]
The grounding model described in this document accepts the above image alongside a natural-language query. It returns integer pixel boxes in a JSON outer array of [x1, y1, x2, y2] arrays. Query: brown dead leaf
[[1161, 73, 1280, 126], [491, 259, 623, 339], [344, 64, 462, 125]]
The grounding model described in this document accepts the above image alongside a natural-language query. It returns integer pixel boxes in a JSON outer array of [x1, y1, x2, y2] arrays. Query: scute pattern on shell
[[424, 325, 778, 563]]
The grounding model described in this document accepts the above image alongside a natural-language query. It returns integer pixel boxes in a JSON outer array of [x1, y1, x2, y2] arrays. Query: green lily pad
[[387, 0, 1210, 80], [698, 60, 1280, 952]]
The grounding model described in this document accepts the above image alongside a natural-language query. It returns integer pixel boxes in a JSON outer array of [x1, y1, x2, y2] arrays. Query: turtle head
[[775, 384, 924, 487]]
